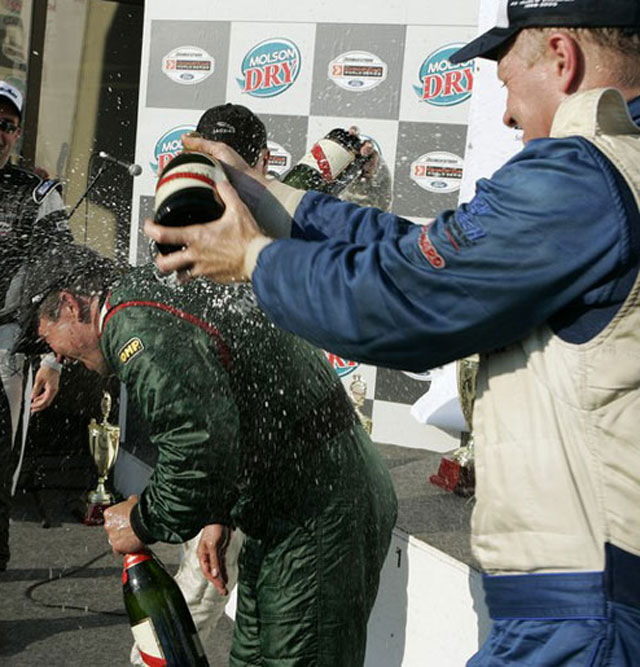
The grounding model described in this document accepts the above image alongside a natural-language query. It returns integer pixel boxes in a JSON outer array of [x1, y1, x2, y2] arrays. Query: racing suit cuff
[[130, 503, 158, 545], [244, 235, 274, 279], [40, 352, 62, 373], [254, 179, 305, 239]]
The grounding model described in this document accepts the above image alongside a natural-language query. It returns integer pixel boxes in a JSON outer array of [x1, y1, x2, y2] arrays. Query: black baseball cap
[[450, 0, 640, 64], [12, 244, 116, 355], [196, 103, 267, 166]]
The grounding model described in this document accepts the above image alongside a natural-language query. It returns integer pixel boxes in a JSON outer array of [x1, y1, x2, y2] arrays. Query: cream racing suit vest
[[472, 88, 640, 574]]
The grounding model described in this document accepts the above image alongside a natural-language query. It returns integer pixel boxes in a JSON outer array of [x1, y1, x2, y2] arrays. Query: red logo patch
[[419, 226, 445, 269]]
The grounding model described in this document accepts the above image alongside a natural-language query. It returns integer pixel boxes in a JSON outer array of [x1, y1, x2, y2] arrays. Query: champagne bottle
[[154, 151, 226, 255], [122, 550, 209, 666], [282, 128, 370, 196]]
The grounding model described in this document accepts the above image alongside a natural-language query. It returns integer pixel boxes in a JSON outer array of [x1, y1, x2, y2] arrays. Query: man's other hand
[[30, 365, 60, 413], [197, 523, 232, 595]]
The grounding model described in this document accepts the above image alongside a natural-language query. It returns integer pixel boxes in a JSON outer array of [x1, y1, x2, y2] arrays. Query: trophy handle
[[456, 355, 479, 432], [101, 391, 112, 424], [349, 374, 373, 435]]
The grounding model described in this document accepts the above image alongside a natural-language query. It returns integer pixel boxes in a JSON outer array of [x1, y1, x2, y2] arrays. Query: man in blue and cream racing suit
[[145, 1, 640, 663]]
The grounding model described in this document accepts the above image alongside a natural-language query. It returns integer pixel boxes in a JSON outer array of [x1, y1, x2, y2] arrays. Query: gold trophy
[[429, 355, 478, 497], [84, 391, 120, 525], [349, 373, 372, 435]]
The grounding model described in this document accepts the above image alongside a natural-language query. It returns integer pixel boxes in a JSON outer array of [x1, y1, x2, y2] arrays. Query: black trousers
[[0, 375, 14, 564], [0, 351, 26, 566]]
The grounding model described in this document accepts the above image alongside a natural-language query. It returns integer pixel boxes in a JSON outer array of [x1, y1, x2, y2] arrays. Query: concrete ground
[[0, 444, 473, 666]]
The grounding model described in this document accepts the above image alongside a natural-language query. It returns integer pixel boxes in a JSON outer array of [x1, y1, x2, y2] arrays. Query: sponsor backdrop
[[129, 1, 482, 454]]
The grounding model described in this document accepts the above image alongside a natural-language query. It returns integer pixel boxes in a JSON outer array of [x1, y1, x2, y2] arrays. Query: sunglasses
[[0, 118, 19, 134]]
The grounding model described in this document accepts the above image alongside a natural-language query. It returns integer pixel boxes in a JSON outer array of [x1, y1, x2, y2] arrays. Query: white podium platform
[[366, 528, 489, 666]]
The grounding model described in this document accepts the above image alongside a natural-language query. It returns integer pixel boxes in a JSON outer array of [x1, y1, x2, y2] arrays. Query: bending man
[[30, 244, 397, 667]]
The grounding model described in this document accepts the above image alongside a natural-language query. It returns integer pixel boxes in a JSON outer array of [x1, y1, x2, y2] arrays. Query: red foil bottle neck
[[123, 551, 153, 570]]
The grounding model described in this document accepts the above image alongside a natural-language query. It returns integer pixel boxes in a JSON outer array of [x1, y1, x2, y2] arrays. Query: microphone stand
[[68, 159, 113, 220]]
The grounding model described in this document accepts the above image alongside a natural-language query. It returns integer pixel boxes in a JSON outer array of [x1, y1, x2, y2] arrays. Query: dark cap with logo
[[196, 103, 267, 167], [12, 243, 116, 355], [450, 0, 640, 64]]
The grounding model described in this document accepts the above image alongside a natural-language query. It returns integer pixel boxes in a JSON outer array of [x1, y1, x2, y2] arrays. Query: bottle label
[[297, 139, 353, 183], [154, 160, 226, 213], [131, 618, 167, 666]]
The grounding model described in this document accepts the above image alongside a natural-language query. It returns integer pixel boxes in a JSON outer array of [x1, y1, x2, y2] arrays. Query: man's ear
[[59, 291, 82, 320], [258, 147, 270, 176], [547, 31, 583, 94]]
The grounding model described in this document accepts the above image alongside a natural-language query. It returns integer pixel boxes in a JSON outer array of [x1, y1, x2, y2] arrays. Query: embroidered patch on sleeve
[[418, 225, 446, 269], [32, 178, 61, 204], [118, 337, 145, 365], [444, 202, 488, 251]]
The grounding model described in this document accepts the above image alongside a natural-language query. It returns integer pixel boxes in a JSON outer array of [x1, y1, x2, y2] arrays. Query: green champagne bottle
[[282, 128, 370, 195], [122, 551, 209, 666], [154, 151, 226, 256]]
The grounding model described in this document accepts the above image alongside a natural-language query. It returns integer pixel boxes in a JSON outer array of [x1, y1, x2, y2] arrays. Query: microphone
[[98, 150, 142, 176]]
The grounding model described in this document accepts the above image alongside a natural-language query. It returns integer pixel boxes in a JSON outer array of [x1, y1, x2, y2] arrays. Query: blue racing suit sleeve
[[252, 137, 635, 371], [290, 194, 406, 243]]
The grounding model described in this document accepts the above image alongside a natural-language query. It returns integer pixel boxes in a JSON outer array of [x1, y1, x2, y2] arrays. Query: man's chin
[[83, 360, 111, 376]]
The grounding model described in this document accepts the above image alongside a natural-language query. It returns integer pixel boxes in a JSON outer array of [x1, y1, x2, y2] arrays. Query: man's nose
[[503, 110, 517, 128]]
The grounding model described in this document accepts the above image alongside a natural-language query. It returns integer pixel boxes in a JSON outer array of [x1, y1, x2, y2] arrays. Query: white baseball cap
[[0, 81, 23, 119]]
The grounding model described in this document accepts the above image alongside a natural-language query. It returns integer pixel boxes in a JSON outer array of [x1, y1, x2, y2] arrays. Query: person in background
[[0, 80, 72, 572], [145, 1, 640, 663], [28, 242, 396, 667]]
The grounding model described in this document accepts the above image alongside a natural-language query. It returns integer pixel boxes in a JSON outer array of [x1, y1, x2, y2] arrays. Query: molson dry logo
[[236, 38, 301, 97], [413, 43, 474, 107], [150, 125, 195, 174], [325, 352, 360, 378]]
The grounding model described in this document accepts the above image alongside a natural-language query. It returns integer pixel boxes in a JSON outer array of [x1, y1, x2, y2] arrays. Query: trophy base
[[83, 501, 111, 526], [453, 465, 475, 498], [429, 458, 475, 498]]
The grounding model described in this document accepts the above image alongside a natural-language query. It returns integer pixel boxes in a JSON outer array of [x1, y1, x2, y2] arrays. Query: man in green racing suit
[[31, 245, 397, 666]]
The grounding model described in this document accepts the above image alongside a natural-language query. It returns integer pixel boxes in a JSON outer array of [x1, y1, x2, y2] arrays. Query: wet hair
[[37, 260, 118, 324]]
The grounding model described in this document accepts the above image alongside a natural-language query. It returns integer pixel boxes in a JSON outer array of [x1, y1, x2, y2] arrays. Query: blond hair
[[521, 27, 640, 87]]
